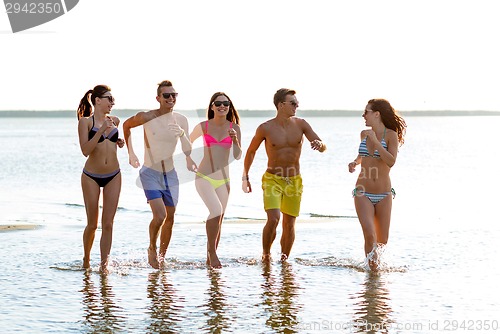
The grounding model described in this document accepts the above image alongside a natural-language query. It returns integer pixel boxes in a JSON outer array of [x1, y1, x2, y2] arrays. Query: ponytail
[[77, 90, 93, 120]]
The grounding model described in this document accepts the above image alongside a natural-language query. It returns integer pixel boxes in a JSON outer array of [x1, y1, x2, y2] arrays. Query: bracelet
[[242, 175, 249, 181], [179, 129, 185, 137]]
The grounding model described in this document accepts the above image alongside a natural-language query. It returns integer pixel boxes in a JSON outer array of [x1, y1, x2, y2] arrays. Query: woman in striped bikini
[[348, 98, 406, 270], [187, 92, 242, 268], [77, 85, 124, 273]]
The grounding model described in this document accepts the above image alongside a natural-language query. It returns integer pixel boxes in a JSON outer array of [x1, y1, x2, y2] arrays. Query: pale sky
[[1, 0, 499, 112]]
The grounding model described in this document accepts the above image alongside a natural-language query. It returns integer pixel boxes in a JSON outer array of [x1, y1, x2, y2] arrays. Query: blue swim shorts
[[139, 166, 179, 207]]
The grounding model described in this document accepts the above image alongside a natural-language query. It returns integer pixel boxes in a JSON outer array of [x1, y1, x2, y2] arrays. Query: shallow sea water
[[1, 114, 499, 333]]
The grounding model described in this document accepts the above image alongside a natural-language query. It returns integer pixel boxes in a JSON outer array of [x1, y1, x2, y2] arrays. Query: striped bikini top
[[358, 128, 387, 158], [203, 121, 233, 149]]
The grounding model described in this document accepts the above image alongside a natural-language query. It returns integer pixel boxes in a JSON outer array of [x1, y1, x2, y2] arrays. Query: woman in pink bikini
[[188, 92, 241, 268], [348, 98, 406, 270]]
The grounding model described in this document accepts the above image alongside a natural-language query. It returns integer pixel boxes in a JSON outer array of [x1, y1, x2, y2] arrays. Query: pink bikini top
[[203, 121, 233, 149]]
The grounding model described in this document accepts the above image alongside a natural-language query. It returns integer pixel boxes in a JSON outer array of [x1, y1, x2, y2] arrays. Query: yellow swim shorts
[[262, 171, 303, 217]]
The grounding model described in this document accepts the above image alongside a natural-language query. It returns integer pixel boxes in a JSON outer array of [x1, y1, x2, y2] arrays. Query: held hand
[[168, 123, 184, 137], [117, 138, 125, 148], [242, 180, 252, 193], [364, 130, 377, 141], [348, 161, 357, 173], [310, 139, 324, 151], [186, 156, 198, 172], [228, 128, 237, 142], [129, 152, 141, 168], [99, 116, 114, 133]]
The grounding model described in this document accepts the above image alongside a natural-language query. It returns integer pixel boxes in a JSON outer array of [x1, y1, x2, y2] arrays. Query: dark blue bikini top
[[88, 116, 119, 143], [358, 128, 387, 158]]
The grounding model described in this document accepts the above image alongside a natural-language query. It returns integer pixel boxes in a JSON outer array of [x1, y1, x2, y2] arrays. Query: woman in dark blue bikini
[[77, 85, 124, 272], [348, 98, 406, 270]]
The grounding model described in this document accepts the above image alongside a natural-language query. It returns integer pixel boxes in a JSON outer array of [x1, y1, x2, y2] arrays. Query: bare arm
[[348, 131, 364, 172], [123, 112, 147, 168], [365, 129, 398, 167], [301, 119, 326, 152], [186, 122, 203, 172], [78, 117, 112, 157], [177, 116, 193, 170], [242, 125, 265, 193], [231, 123, 242, 160]]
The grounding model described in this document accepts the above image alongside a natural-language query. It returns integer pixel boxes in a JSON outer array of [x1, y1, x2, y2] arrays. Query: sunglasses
[[162, 93, 178, 99], [283, 101, 297, 107], [100, 95, 115, 103], [213, 101, 230, 107]]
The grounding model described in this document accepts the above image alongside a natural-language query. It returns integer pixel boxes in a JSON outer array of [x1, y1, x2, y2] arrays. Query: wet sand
[[0, 224, 41, 232]]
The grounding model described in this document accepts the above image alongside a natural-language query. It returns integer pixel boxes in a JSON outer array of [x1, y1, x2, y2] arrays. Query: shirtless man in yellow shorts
[[242, 88, 326, 261]]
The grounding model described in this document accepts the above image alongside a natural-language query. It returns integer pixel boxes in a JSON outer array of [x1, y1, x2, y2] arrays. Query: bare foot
[[83, 257, 90, 270], [148, 247, 160, 269], [368, 259, 379, 272], [99, 265, 109, 275], [208, 251, 222, 269], [262, 254, 272, 263]]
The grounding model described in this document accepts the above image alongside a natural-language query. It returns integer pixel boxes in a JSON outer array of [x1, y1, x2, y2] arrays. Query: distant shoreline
[[0, 109, 499, 118]]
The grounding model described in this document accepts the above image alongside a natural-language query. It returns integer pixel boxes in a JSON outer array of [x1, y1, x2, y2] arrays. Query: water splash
[[295, 254, 408, 273]]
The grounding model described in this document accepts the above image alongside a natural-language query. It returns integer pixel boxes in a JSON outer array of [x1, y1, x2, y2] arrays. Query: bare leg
[[148, 198, 167, 269], [158, 205, 176, 264], [374, 195, 392, 245], [280, 213, 297, 260], [196, 178, 229, 268], [354, 195, 377, 269], [371, 195, 393, 270], [263, 209, 281, 261], [206, 215, 222, 268], [81, 174, 101, 269], [100, 173, 121, 272]]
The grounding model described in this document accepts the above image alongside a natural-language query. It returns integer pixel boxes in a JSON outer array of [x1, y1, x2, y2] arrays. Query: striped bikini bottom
[[352, 188, 396, 205]]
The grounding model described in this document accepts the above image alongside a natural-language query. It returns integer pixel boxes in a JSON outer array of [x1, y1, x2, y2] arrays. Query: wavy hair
[[368, 98, 407, 146]]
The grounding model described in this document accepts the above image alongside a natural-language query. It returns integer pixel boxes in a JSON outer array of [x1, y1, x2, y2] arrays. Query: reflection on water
[[350, 273, 394, 333], [80, 272, 126, 333], [146, 271, 185, 333], [200, 270, 231, 333], [261, 262, 303, 333]]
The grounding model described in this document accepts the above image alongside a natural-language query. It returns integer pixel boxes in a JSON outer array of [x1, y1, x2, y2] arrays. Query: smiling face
[[362, 103, 379, 126], [279, 94, 299, 117], [210, 95, 231, 118], [96, 92, 115, 113], [157, 85, 177, 109]]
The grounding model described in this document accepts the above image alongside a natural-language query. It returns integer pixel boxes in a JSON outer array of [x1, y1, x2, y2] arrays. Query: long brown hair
[[207, 92, 240, 125], [76, 85, 111, 120], [368, 98, 407, 146]]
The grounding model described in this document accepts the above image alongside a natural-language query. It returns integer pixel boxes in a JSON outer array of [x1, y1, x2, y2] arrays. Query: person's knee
[[207, 205, 224, 219], [152, 212, 167, 226], [266, 215, 280, 227], [86, 220, 98, 231], [101, 220, 114, 233]]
